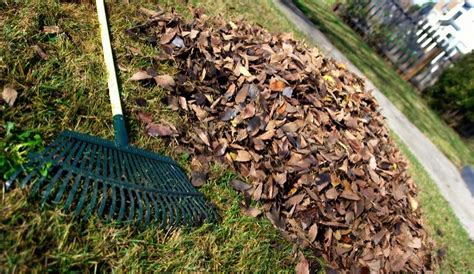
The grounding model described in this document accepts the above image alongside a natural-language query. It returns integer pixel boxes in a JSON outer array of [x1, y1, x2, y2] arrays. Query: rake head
[[6, 131, 217, 227]]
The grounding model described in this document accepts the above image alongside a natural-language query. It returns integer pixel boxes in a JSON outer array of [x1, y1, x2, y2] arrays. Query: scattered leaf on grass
[[33, 45, 48, 60], [295, 252, 310, 274], [230, 179, 252, 192], [191, 171, 207, 187], [130, 70, 153, 81], [135, 97, 147, 106], [146, 123, 175, 137], [242, 207, 262, 217], [139, 7, 163, 17], [138, 112, 153, 124], [154, 75, 175, 90], [43, 25, 62, 34], [2, 87, 18, 107]]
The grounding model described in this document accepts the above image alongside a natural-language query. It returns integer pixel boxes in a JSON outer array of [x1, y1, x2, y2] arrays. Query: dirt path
[[274, 0, 474, 238]]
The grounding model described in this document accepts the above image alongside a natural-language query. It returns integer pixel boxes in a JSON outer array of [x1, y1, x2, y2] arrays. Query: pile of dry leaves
[[126, 7, 434, 271]]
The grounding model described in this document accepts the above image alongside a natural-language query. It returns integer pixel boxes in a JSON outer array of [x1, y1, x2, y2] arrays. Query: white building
[[422, 0, 474, 55]]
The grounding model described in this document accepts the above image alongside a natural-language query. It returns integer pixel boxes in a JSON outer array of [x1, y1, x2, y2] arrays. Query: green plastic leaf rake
[[5, 0, 216, 227]]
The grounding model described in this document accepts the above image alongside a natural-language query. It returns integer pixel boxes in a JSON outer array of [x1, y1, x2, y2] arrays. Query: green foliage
[[0, 123, 44, 180], [425, 51, 474, 136]]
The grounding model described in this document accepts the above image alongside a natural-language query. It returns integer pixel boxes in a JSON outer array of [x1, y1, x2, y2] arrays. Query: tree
[[425, 51, 474, 137]]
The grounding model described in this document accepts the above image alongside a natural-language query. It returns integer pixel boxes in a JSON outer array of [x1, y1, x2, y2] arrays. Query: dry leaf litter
[[126, 7, 434, 271]]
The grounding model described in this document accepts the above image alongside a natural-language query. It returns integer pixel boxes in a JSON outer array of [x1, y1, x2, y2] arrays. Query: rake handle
[[96, 0, 128, 147]]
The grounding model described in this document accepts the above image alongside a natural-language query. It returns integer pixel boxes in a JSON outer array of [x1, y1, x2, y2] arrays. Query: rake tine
[[171, 196, 183, 226], [111, 146, 121, 180], [53, 142, 91, 204], [146, 159, 179, 226], [170, 171, 198, 225], [162, 166, 198, 225], [40, 141, 83, 204], [97, 182, 108, 217], [126, 188, 136, 223], [150, 193, 166, 228], [107, 185, 117, 221], [159, 194, 173, 227], [74, 177, 91, 217], [83, 179, 99, 221], [105, 145, 114, 179], [117, 187, 126, 222], [135, 190, 144, 226], [6, 166, 29, 189], [142, 191, 152, 226], [24, 135, 65, 163], [28, 138, 73, 193], [64, 144, 97, 210], [142, 161, 168, 226], [146, 192, 160, 224], [129, 153, 152, 186], [122, 153, 138, 186]]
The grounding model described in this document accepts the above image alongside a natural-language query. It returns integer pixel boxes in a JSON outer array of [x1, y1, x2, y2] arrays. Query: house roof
[[433, 0, 464, 14]]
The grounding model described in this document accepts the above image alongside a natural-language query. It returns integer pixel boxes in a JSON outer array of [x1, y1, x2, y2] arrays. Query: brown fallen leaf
[[220, 108, 238, 121], [235, 85, 248, 104], [146, 123, 176, 137], [130, 70, 153, 81], [230, 179, 252, 192], [2, 87, 17, 107], [295, 252, 310, 274], [235, 63, 252, 77], [154, 74, 175, 90], [195, 127, 211, 146], [43, 25, 62, 34], [191, 171, 207, 187], [285, 193, 305, 207], [266, 208, 286, 230], [325, 188, 339, 200], [242, 206, 262, 217], [408, 194, 418, 211], [407, 237, 422, 249], [138, 112, 153, 124], [139, 7, 163, 17], [258, 130, 275, 140], [308, 223, 318, 242], [252, 183, 263, 200], [214, 142, 228, 157], [235, 150, 252, 162], [269, 78, 285, 91], [160, 28, 177, 44], [33, 45, 48, 60], [340, 189, 360, 201]]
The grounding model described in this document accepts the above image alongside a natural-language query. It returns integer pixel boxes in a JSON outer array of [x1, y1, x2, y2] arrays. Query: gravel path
[[274, 0, 474, 238]]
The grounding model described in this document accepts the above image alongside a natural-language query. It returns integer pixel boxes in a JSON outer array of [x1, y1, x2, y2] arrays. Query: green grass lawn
[[293, 0, 474, 167], [0, 0, 473, 272]]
